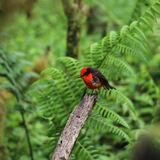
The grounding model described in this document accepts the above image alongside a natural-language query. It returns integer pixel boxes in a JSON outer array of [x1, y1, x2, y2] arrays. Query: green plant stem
[[20, 110, 34, 160]]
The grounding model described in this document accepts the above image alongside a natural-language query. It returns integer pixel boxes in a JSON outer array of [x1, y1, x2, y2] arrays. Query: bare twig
[[52, 93, 97, 160]]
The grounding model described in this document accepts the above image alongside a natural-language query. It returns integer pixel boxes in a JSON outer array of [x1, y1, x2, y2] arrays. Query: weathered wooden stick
[[52, 93, 97, 160]]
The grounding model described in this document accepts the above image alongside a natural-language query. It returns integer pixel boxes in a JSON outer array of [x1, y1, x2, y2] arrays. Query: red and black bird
[[80, 67, 115, 90]]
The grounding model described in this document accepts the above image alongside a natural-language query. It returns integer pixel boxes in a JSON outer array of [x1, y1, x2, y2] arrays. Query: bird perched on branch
[[80, 67, 115, 90]]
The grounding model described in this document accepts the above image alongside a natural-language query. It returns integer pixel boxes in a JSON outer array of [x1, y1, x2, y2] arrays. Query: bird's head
[[80, 67, 90, 77]]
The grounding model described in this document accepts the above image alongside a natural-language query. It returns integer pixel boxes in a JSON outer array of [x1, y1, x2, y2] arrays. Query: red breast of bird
[[80, 67, 102, 89]]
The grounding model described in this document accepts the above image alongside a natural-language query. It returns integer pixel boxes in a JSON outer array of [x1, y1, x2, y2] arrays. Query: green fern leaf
[[58, 57, 85, 97], [87, 115, 130, 141], [94, 105, 130, 129], [101, 55, 135, 79], [73, 140, 99, 160], [101, 89, 136, 119]]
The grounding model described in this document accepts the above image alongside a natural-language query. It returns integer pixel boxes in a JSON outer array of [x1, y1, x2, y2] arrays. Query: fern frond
[[126, 33, 149, 57], [119, 25, 129, 37], [100, 89, 136, 119], [129, 0, 145, 22], [137, 2, 160, 30], [94, 105, 130, 129], [97, 1, 160, 68], [102, 31, 118, 52], [101, 55, 135, 80], [114, 44, 136, 56], [151, 4, 160, 16], [58, 57, 85, 97], [87, 115, 130, 141], [90, 42, 103, 67], [73, 140, 99, 160], [82, 1, 160, 71], [36, 67, 81, 121], [42, 67, 78, 107], [82, 47, 93, 67], [37, 80, 68, 122]]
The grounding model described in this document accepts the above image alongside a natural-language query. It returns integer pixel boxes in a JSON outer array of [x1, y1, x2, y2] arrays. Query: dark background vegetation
[[0, 0, 160, 160]]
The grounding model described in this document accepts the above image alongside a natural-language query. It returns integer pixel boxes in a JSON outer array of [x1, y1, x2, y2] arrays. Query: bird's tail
[[104, 83, 115, 90]]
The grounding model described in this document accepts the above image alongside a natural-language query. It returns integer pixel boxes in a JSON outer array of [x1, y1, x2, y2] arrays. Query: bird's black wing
[[89, 67, 115, 90]]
